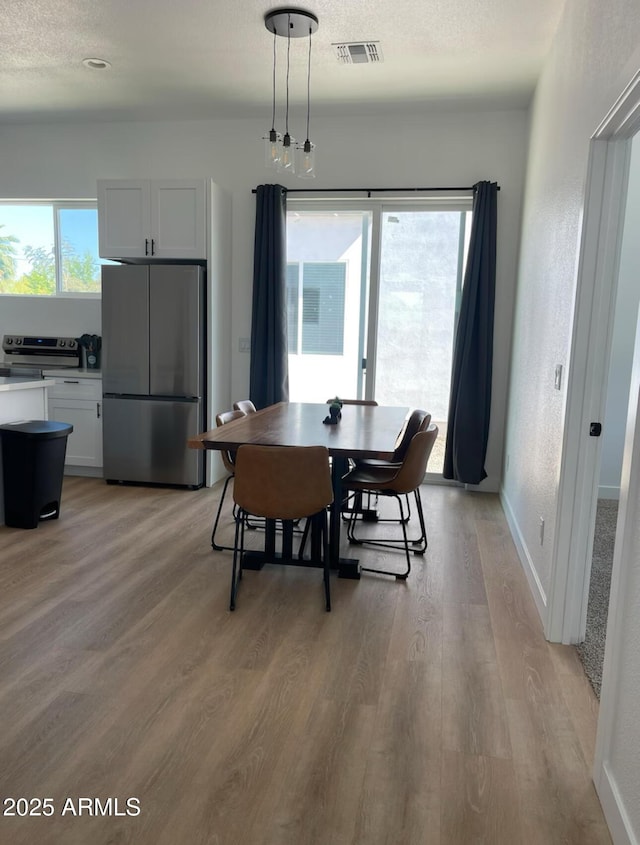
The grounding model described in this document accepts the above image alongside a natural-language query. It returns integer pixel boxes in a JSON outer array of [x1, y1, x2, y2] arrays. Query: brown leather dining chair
[[233, 399, 257, 414], [347, 407, 432, 524], [358, 408, 432, 468], [210, 409, 246, 552], [343, 424, 438, 580], [229, 444, 334, 612]]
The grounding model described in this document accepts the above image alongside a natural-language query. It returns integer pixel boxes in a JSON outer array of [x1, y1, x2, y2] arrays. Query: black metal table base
[[241, 550, 360, 579]]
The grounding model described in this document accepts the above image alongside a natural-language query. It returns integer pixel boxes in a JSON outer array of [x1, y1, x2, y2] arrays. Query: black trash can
[[0, 420, 73, 529]]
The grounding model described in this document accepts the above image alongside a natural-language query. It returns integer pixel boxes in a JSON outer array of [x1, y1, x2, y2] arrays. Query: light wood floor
[[0, 477, 611, 845]]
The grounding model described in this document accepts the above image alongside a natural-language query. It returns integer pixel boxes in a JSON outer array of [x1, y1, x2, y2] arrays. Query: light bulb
[[277, 133, 296, 173], [264, 129, 281, 168], [296, 140, 315, 178]]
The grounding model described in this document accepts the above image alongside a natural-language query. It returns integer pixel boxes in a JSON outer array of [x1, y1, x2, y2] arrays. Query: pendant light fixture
[[263, 7, 319, 178]]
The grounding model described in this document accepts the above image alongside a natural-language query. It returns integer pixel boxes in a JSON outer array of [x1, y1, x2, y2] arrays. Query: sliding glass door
[[286, 197, 471, 475]]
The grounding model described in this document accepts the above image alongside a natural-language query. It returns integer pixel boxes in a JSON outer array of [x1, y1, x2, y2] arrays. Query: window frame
[[0, 199, 102, 299], [286, 194, 473, 401]]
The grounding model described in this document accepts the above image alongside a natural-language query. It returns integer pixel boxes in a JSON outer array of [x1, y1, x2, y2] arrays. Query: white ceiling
[[1, 0, 566, 124]]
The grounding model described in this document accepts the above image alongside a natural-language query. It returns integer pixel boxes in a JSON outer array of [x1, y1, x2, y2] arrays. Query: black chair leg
[[297, 517, 312, 559], [411, 488, 428, 554], [212, 474, 235, 551], [229, 508, 245, 610], [357, 493, 413, 580], [322, 513, 331, 611], [348, 489, 425, 551]]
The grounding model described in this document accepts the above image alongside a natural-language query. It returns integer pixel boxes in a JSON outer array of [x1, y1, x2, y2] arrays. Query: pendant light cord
[[285, 13, 291, 137], [271, 29, 277, 132], [305, 26, 312, 142]]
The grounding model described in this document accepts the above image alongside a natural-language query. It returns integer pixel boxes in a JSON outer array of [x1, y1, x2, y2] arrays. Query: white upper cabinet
[[98, 179, 207, 261]]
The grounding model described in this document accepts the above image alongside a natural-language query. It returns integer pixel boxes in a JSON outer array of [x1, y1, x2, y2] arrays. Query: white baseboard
[[598, 485, 621, 500], [499, 488, 547, 625], [595, 761, 637, 845]]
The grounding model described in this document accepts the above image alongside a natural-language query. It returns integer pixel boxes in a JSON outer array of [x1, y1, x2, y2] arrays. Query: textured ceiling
[[0, 0, 566, 124]]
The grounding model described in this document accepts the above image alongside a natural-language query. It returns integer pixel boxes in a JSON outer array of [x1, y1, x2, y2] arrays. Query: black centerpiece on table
[[323, 396, 343, 425]]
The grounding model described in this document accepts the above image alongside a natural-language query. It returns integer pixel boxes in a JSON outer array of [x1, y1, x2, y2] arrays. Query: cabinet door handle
[[151, 238, 155, 256], [145, 238, 150, 256], [63, 380, 80, 384], [97, 402, 101, 419]]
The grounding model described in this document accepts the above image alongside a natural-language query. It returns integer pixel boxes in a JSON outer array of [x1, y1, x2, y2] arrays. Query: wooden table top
[[189, 402, 410, 461]]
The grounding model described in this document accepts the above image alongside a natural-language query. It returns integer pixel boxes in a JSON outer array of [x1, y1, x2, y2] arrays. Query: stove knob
[[69, 340, 76, 348], [59, 341, 66, 348], [5, 338, 12, 345], [15, 339, 22, 345]]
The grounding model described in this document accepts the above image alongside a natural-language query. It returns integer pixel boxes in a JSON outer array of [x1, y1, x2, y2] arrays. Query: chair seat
[[352, 458, 402, 473], [343, 464, 402, 489]]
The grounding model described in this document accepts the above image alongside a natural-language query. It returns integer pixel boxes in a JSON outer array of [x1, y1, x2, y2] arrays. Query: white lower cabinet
[[47, 378, 103, 473]]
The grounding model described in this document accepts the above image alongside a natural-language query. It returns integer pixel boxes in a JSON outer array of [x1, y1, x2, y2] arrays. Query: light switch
[[554, 364, 563, 390], [239, 338, 251, 353]]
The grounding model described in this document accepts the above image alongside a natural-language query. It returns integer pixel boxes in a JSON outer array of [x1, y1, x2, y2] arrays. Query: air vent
[[332, 42, 383, 64]]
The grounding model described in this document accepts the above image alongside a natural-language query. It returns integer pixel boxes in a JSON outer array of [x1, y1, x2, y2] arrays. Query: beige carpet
[[575, 498, 618, 698]]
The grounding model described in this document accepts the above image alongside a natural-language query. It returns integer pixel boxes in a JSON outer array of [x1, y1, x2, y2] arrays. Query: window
[[0, 202, 105, 296], [287, 261, 347, 356]]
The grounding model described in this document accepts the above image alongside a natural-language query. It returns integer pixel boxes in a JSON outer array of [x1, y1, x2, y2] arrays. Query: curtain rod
[[252, 185, 500, 196]]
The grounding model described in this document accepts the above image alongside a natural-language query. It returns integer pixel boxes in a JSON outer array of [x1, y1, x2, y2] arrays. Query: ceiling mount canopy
[[262, 7, 319, 178], [264, 8, 319, 38]]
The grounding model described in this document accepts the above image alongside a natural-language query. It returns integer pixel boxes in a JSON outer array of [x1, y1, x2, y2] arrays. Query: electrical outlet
[[239, 337, 251, 353], [539, 516, 545, 545]]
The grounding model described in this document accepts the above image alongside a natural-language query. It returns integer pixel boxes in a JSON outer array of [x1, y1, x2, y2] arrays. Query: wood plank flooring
[[0, 478, 611, 844]]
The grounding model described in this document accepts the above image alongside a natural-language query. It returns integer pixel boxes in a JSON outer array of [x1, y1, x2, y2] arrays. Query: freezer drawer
[[103, 396, 203, 487]]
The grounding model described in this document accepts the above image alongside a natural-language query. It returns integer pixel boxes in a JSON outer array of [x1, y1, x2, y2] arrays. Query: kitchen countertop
[[0, 376, 55, 393], [42, 368, 102, 379]]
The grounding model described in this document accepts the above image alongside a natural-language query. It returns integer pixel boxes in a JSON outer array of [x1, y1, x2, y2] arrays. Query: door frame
[[548, 71, 640, 644]]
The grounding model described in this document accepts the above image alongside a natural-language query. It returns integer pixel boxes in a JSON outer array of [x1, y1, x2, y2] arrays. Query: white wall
[[502, 0, 640, 602], [0, 296, 101, 342], [502, 0, 640, 839], [599, 136, 640, 499], [0, 108, 528, 491]]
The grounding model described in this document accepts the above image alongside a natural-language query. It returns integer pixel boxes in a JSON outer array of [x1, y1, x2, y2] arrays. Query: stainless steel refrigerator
[[101, 264, 205, 488]]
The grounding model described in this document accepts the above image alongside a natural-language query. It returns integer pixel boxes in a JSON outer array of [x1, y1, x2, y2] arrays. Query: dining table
[[188, 401, 410, 578]]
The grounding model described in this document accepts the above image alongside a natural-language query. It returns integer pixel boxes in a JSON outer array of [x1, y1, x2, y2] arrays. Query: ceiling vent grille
[[332, 42, 383, 64]]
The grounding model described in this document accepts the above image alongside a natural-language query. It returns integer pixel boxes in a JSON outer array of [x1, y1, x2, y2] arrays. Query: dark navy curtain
[[443, 181, 498, 484], [249, 184, 289, 409]]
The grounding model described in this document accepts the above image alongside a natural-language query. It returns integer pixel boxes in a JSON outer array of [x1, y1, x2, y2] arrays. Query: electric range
[[1, 334, 81, 377]]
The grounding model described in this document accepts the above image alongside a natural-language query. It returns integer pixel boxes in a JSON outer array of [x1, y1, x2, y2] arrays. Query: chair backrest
[[325, 398, 379, 406], [388, 424, 439, 494], [391, 409, 432, 462], [233, 399, 257, 414], [215, 409, 246, 473], [233, 445, 333, 521]]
